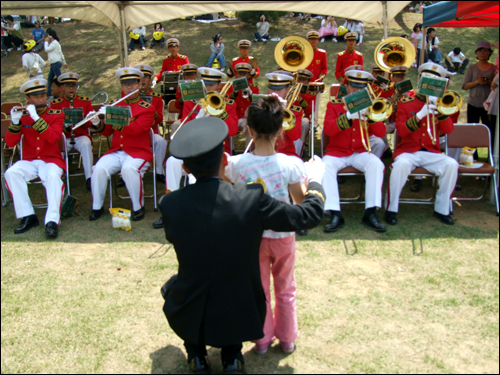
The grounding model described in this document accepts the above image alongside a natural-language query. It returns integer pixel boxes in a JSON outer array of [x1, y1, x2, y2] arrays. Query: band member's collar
[[346, 49, 355, 54], [171, 54, 178, 59], [37, 106, 47, 115], [64, 95, 75, 102], [125, 96, 141, 104]]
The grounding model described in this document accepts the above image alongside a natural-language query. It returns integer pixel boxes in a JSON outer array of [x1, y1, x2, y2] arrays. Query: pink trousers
[[254, 235, 298, 345]]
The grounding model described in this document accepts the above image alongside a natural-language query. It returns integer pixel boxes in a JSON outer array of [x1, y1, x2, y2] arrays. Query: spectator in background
[[319, 16, 338, 43], [48, 77, 64, 103], [207, 33, 226, 72], [352, 20, 365, 45], [22, 40, 46, 78], [426, 28, 441, 64], [342, 18, 354, 32], [254, 14, 270, 43], [462, 41, 496, 151], [445, 47, 469, 74], [44, 29, 68, 96], [150, 23, 165, 49], [31, 21, 45, 52], [411, 23, 422, 67], [128, 25, 146, 52], [2, 15, 24, 51]]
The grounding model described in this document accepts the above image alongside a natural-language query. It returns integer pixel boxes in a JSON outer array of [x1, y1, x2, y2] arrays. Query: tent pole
[[120, 5, 129, 67], [116, 25, 124, 67], [420, 26, 426, 66], [490, 112, 499, 203], [383, 1, 388, 39]]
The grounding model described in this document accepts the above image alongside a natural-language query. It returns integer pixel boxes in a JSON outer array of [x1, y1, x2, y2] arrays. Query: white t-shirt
[[22, 52, 46, 76], [225, 152, 304, 239], [352, 22, 364, 34], [448, 51, 465, 63], [415, 32, 423, 49]]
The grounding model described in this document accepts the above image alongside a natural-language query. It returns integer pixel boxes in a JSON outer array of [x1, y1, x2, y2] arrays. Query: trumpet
[[200, 80, 233, 117], [241, 87, 253, 99], [282, 82, 303, 131], [426, 90, 462, 145]]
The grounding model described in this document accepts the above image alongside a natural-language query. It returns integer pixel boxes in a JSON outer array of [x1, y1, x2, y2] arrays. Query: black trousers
[[4, 35, 23, 49], [467, 103, 496, 157], [184, 341, 244, 364], [445, 58, 469, 73]]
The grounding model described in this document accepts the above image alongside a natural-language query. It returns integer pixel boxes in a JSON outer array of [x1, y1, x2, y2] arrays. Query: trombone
[[426, 90, 463, 145]]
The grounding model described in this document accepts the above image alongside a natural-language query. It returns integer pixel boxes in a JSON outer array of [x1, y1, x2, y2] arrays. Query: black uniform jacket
[[159, 177, 325, 347]]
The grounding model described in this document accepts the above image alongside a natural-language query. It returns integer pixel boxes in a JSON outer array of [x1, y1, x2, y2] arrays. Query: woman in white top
[[319, 15, 338, 43], [426, 28, 442, 63], [254, 14, 270, 43], [21, 40, 46, 78], [44, 29, 67, 95]]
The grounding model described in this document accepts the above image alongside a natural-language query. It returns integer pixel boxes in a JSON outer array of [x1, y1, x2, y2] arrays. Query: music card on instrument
[[395, 79, 413, 95], [418, 74, 448, 98], [62, 108, 84, 126], [336, 84, 348, 99], [179, 80, 206, 101], [343, 88, 373, 114], [232, 77, 249, 92], [105, 106, 132, 126], [375, 75, 391, 86]]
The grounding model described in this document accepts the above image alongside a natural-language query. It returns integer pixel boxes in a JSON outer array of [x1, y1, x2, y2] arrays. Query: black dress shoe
[[152, 217, 163, 229], [410, 179, 422, 192], [433, 211, 454, 225], [382, 148, 393, 159], [156, 174, 166, 184], [89, 207, 104, 221], [296, 229, 308, 236], [223, 359, 245, 374], [116, 177, 126, 188], [189, 356, 211, 374], [362, 214, 387, 232], [45, 221, 59, 238], [384, 211, 398, 225], [131, 207, 145, 221], [14, 214, 39, 234], [324, 215, 345, 233], [86, 178, 91, 191]]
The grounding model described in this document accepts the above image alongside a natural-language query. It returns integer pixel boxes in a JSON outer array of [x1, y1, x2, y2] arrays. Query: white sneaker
[[333, 38, 338, 42], [320, 38, 325, 43], [7, 48, 13, 52], [17, 46, 22, 51]]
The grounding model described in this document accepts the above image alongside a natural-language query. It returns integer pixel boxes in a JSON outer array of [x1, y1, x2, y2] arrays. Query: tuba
[[200, 80, 233, 117], [373, 37, 416, 73]]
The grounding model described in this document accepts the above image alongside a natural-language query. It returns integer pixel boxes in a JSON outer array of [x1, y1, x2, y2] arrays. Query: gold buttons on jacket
[[37, 137, 40, 140], [120, 144, 123, 147], [37, 147, 40, 150]]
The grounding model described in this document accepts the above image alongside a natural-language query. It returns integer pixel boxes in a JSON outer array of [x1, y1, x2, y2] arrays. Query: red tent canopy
[[423, 1, 499, 28]]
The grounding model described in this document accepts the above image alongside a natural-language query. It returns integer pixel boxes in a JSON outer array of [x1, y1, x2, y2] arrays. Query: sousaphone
[[274, 36, 314, 72], [373, 37, 416, 73]]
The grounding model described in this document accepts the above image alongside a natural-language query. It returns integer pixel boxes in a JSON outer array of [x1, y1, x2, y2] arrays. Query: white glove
[[428, 96, 438, 105], [151, 79, 157, 88], [86, 111, 100, 125], [270, 92, 288, 106], [346, 108, 367, 121], [195, 108, 206, 119], [416, 104, 438, 121], [26, 104, 40, 122], [304, 155, 325, 184], [379, 83, 389, 90], [250, 68, 256, 76], [98, 106, 107, 116], [10, 107, 23, 124]]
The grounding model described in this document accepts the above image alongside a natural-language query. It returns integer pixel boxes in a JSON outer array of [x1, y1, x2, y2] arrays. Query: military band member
[[385, 63, 459, 226], [335, 32, 363, 84], [152, 38, 189, 88], [305, 31, 328, 82], [322, 70, 387, 233], [174, 63, 199, 113], [50, 72, 95, 190], [266, 72, 303, 159], [90, 67, 155, 221], [370, 64, 393, 99], [159, 117, 325, 374], [293, 68, 314, 157], [134, 64, 168, 184], [5, 78, 65, 237], [234, 62, 260, 132], [227, 39, 260, 85]]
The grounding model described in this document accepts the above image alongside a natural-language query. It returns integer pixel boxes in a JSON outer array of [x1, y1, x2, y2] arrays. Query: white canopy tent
[[1, 1, 410, 66]]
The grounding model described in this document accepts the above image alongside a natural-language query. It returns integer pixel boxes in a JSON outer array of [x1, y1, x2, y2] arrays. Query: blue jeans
[[254, 31, 270, 41], [128, 36, 145, 50], [47, 61, 62, 95], [207, 53, 226, 68]]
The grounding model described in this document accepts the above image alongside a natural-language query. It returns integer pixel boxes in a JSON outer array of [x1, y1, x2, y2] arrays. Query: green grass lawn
[[1, 11, 499, 374]]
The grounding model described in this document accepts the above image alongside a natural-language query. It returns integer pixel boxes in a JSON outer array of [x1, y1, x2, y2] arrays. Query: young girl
[[426, 27, 441, 64], [412, 23, 423, 67], [225, 96, 306, 355], [150, 22, 165, 48], [207, 33, 226, 72], [319, 16, 338, 43]]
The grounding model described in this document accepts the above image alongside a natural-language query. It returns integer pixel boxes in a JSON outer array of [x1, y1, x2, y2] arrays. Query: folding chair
[[164, 99, 180, 141], [19, 134, 70, 209], [1, 112, 6, 120], [1, 102, 23, 118], [1, 119, 18, 206], [390, 130, 437, 205], [446, 123, 499, 215], [109, 129, 158, 212]]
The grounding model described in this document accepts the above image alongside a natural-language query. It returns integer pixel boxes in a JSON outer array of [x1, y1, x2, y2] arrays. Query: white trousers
[[294, 117, 310, 157], [386, 152, 458, 215], [65, 136, 93, 179], [369, 135, 385, 159], [5, 160, 64, 224], [91, 150, 149, 211], [165, 156, 196, 191], [153, 134, 168, 175], [171, 119, 181, 136], [322, 153, 385, 211]]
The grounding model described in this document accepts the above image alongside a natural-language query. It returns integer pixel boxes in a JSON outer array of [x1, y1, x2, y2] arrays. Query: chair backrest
[[329, 84, 340, 99], [1, 112, 6, 120], [1, 119, 11, 139], [167, 99, 180, 114], [447, 123, 491, 149], [1, 102, 23, 117]]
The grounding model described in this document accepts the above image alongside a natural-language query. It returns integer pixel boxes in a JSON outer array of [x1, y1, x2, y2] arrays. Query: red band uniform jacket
[[6, 108, 66, 171], [50, 95, 93, 141], [307, 48, 328, 82], [335, 50, 363, 81], [228, 55, 260, 85], [235, 84, 259, 119], [94, 97, 155, 162], [393, 95, 454, 159], [146, 89, 164, 134], [275, 101, 303, 158], [323, 98, 386, 157], [155, 54, 189, 82]]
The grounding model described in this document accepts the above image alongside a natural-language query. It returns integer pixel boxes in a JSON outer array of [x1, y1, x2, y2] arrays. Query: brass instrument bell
[[373, 37, 416, 73], [274, 36, 314, 72]]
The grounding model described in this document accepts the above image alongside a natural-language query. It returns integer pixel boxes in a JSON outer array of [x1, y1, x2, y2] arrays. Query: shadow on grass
[[149, 345, 186, 374]]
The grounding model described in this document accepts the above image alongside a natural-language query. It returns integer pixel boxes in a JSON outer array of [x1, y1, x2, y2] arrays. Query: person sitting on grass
[[207, 33, 226, 72], [150, 23, 165, 49], [128, 25, 146, 52], [445, 47, 469, 74], [2, 15, 24, 52], [254, 14, 270, 43], [31, 21, 45, 52]]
